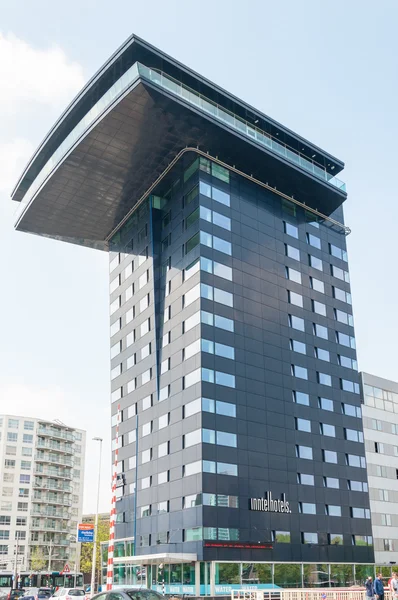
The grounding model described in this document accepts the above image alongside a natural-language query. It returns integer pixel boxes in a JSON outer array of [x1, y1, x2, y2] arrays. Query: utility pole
[[13, 532, 19, 590], [91, 437, 103, 596], [48, 539, 53, 572]]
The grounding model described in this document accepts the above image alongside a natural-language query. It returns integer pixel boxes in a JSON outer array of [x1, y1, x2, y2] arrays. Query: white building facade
[[361, 372, 398, 563], [0, 415, 85, 572]]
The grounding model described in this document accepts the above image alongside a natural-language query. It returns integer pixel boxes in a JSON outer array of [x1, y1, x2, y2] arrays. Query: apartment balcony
[[29, 538, 69, 547], [37, 426, 75, 442], [31, 506, 70, 519], [35, 452, 73, 467], [31, 522, 70, 534], [33, 479, 72, 492], [37, 439, 74, 454], [33, 466, 73, 479], [33, 494, 72, 506]]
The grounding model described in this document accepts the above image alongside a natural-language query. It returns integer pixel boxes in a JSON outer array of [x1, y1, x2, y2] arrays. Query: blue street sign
[[77, 524, 94, 542]]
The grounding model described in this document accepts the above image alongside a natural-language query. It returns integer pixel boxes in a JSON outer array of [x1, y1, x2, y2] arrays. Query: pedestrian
[[392, 573, 398, 599], [388, 573, 396, 594], [365, 576, 374, 599], [374, 574, 384, 600]]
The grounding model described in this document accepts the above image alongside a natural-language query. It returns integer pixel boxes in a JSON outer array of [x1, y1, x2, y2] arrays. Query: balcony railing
[[31, 507, 70, 519], [35, 453, 73, 466], [33, 494, 72, 506], [33, 466, 72, 479], [33, 479, 72, 492], [37, 427, 75, 441], [31, 522, 70, 533], [37, 439, 74, 454]]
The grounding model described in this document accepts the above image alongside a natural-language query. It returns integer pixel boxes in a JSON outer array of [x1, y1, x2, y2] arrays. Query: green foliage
[[30, 547, 46, 571], [80, 520, 109, 574]]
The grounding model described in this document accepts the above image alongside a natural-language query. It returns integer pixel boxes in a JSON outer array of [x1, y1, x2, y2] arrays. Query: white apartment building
[[361, 372, 398, 563], [0, 415, 85, 572]]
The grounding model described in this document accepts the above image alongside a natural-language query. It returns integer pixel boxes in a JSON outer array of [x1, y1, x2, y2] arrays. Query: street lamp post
[[91, 437, 103, 596]]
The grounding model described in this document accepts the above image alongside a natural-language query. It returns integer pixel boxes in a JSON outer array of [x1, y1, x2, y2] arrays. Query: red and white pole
[[106, 404, 121, 590]]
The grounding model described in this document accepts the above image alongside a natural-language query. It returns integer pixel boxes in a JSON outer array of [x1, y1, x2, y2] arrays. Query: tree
[[80, 520, 109, 577], [30, 547, 46, 571]]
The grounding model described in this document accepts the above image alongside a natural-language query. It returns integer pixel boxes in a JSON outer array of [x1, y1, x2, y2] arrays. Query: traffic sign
[[61, 564, 70, 574], [77, 523, 94, 542]]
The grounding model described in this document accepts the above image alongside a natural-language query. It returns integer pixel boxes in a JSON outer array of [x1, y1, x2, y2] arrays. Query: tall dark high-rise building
[[12, 35, 374, 593]]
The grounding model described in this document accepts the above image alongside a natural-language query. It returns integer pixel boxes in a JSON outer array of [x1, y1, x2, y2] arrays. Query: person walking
[[374, 573, 384, 600], [392, 573, 398, 599], [365, 577, 374, 599], [388, 573, 396, 594]]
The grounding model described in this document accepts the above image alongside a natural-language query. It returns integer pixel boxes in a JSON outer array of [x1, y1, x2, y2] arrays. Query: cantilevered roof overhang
[[12, 36, 347, 251]]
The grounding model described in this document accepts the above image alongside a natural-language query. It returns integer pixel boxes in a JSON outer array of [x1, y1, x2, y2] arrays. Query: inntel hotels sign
[[250, 492, 292, 513]]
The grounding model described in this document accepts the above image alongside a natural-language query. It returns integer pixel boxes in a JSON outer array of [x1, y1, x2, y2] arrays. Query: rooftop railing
[[15, 60, 345, 225]]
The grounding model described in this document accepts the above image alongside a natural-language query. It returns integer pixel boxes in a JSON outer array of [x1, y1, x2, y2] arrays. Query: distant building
[[361, 372, 398, 563], [82, 513, 109, 525], [0, 415, 85, 572]]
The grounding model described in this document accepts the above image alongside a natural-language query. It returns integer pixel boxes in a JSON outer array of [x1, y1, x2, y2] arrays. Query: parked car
[[52, 589, 86, 600], [23, 588, 53, 600], [92, 589, 163, 600]]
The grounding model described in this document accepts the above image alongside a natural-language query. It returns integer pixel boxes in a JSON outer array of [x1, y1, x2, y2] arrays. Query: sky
[[1, 0, 398, 513]]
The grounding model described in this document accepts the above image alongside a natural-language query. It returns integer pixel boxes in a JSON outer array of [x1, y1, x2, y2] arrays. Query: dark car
[[92, 589, 163, 600]]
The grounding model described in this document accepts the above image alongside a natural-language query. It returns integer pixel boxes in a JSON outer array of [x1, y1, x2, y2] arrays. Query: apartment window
[[292, 365, 308, 380], [19, 475, 30, 484], [379, 490, 389, 502], [158, 414, 170, 430], [3, 474, 13, 482], [110, 275, 120, 293], [338, 355, 358, 370], [288, 291, 303, 307], [312, 300, 326, 316], [214, 371, 235, 388], [381, 514, 392, 526], [183, 460, 201, 477], [307, 233, 321, 249], [184, 429, 201, 448], [376, 465, 388, 477], [214, 314, 234, 332], [345, 429, 363, 443], [352, 535, 372, 546], [342, 403, 361, 418], [331, 264, 350, 282], [318, 372, 332, 386], [286, 267, 302, 284], [289, 315, 305, 331], [212, 210, 231, 231], [142, 422, 152, 437], [183, 368, 201, 389], [341, 379, 360, 394], [141, 477, 151, 490], [333, 286, 352, 304], [285, 244, 300, 261], [185, 232, 200, 254], [142, 395, 152, 411], [21, 461, 31, 470], [158, 471, 169, 485], [302, 532, 318, 544], [5, 447, 16, 456], [296, 418, 311, 433], [330, 243, 348, 261], [299, 502, 316, 515], [315, 348, 330, 362], [23, 421, 34, 431], [346, 454, 366, 468], [142, 369, 151, 385], [157, 501, 169, 514], [0, 545, 7, 555], [375, 442, 384, 454], [183, 398, 201, 418], [0, 517, 10, 526], [4, 460, 15, 469], [335, 308, 354, 326], [336, 331, 356, 348], [296, 445, 313, 460], [324, 477, 339, 489], [297, 473, 314, 486], [141, 449, 152, 464], [351, 507, 371, 519], [284, 222, 299, 238], [0, 532, 10, 541], [323, 450, 337, 464], [320, 423, 336, 437], [319, 397, 333, 412], [293, 391, 309, 406], [160, 358, 170, 374], [310, 277, 324, 293], [329, 534, 343, 545], [326, 505, 342, 517], [184, 527, 203, 542], [7, 433, 17, 442], [290, 340, 306, 354], [309, 255, 323, 271], [158, 442, 170, 458], [313, 323, 328, 339]]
